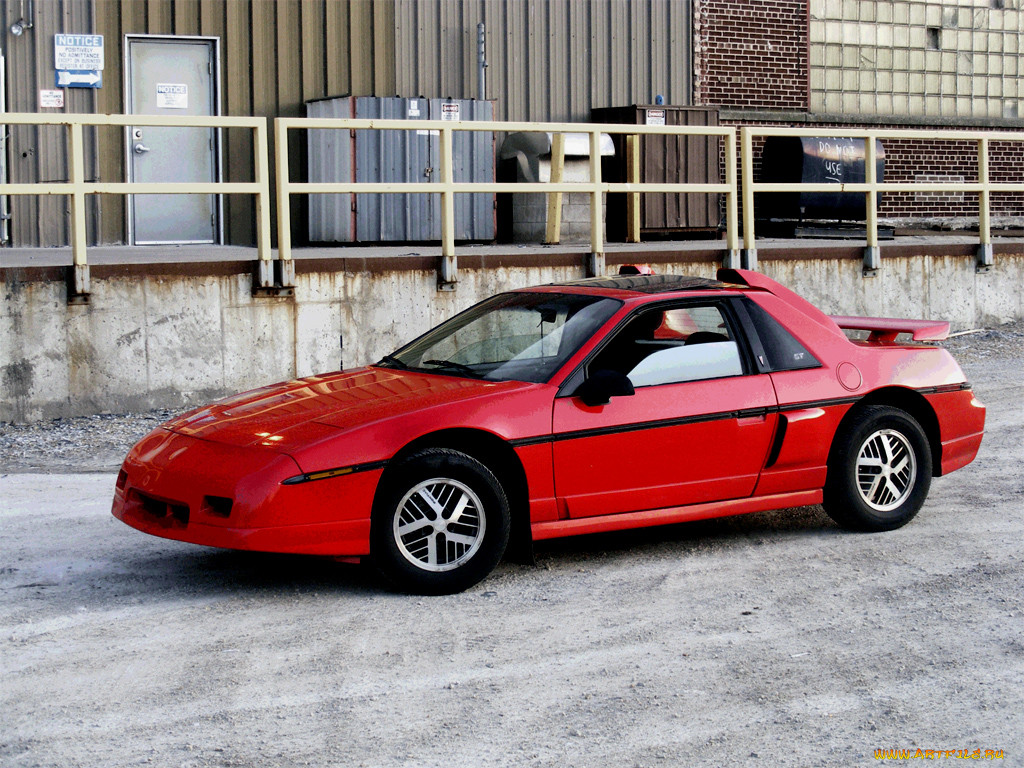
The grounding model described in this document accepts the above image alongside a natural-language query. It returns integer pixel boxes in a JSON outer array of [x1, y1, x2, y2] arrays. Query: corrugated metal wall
[[1, 0, 395, 246], [2, 0, 100, 247], [2, 0, 691, 247], [393, 0, 692, 123], [92, 0, 396, 247]]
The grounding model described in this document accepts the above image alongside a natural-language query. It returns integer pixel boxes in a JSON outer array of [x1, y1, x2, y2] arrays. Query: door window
[[588, 304, 744, 387]]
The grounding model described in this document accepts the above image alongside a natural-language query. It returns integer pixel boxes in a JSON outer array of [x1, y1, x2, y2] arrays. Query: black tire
[[371, 448, 510, 595], [823, 405, 933, 532]]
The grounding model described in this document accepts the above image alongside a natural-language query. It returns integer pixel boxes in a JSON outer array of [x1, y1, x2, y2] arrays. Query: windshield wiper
[[376, 354, 409, 369], [421, 359, 481, 377]]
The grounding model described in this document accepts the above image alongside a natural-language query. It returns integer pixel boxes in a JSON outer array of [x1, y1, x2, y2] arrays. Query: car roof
[[520, 274, 737, 298]]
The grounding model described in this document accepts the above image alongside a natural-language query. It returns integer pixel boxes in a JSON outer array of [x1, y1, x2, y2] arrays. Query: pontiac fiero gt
[[112, 269, 985, 593]]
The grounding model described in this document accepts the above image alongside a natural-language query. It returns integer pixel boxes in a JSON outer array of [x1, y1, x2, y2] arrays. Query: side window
[[588, 304, 745, 387], [743, 300, 821, 371]]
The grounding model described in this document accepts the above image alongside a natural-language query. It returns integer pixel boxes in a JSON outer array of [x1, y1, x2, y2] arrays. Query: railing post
[[723, 130, 744, 269], [438, 125, 457, 290], [586, 129, 604, 277], [269, 119, 291, 291], [738, 127, 756, 271], [255, 120, 288, 288], [977, 137, 993, 272], [545, 132, 565, 244], [67, 121, 90, 302], [863, 135, 880, 277], [626, 134, 641, 243]]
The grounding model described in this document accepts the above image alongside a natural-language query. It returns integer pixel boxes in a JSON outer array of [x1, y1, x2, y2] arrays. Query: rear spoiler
[[829, 315, 950, 342]]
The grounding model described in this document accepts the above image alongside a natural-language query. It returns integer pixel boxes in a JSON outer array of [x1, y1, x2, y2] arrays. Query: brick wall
[[693, 0, 808, 111], [721, 118, 1024, 225], [693, 0, 1022, 227]]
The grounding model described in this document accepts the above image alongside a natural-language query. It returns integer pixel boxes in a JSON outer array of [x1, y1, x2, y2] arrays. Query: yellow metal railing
[[0, 113, 272, 297], [275, 118, 738, 285], [5, 114, 1020, 295], [740, 125, 1024, 273]]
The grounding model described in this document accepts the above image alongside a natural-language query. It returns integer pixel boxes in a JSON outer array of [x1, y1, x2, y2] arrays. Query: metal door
[[126, 36, 220, 244]]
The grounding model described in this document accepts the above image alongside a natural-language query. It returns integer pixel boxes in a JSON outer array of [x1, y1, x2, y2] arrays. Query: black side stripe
[[512, 406, 772, 447], [510, 385, 962, 448]]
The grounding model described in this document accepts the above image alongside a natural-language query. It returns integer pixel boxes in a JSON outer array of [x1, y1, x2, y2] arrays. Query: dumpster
[[756, 136, 885, 222], [591, 105, 721, 241]]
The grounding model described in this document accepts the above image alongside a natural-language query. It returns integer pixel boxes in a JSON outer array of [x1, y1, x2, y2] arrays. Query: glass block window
[[809, 0, 1024, 118]]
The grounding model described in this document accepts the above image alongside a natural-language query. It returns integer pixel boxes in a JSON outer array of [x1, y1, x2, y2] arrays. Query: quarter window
[[588, 304, 745, 387], [743, 300, 820, 372]]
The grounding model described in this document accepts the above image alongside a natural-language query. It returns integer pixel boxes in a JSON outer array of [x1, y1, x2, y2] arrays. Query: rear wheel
[[823, 405, 932, 532], [371, 449, 510, 594]]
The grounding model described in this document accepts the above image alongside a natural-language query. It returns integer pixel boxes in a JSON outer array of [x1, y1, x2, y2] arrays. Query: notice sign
[[408, 99, 421, 117], [40, 89, 65, 109], [645, 109, 666, 126], [441, 102, 461, 121], [156, 84, 188, 109], [54, 34, 104, 71]]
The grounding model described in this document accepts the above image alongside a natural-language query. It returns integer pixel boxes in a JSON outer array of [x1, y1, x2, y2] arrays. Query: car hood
[[164, 367, 534, 449]]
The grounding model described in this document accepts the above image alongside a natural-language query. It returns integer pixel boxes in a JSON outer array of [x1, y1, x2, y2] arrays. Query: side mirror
[[573, 369, 635, 407]]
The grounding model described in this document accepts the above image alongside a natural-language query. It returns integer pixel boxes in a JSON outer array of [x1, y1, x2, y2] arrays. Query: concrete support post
[[863, 246, 881, 276], [977, 244, 993, 272], [545, 133, 565, 244], [256, 259, 275, 289], [276, 259, 296, 292], [585, 252, 605, 278]]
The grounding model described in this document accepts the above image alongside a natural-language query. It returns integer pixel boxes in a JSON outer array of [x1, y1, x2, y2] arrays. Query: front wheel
[[371, 449, 510, 594], [823, 405, 933, 532]]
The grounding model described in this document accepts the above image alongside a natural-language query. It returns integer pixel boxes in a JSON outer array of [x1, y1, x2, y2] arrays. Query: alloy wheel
[[855, 428, 918, 512], [393, 478, 486, 572]]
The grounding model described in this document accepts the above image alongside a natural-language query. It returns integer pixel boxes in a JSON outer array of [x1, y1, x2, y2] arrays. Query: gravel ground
[[1, 321, 1022, 768]]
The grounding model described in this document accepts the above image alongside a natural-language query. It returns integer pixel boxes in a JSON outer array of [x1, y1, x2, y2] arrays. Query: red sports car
[[112, 269, 985, 594]]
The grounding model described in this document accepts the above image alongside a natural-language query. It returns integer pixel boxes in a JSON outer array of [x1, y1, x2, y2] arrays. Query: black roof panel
[[547, 274, 726, 294]]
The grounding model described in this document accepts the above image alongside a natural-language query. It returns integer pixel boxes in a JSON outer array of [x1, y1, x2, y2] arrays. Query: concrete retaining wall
[[3, 248, 1022, 423]]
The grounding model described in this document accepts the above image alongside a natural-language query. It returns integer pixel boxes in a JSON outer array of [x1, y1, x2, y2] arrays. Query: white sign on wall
[[40, 89, 65, 109], [646, 109, 666, 126], [54, 34, 104, 71], [156, 84, 188, 109], [441, 103, 461, 121]]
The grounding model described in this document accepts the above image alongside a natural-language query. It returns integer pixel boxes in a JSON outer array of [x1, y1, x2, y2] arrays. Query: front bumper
[[111, 428, 379, 556]]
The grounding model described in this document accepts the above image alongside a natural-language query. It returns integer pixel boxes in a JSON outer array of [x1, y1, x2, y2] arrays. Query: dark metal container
[[756, 136, 885, 221], [590, 105, 721, 240]]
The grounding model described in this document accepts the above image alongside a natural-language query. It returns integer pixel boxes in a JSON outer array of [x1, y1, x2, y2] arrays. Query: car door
[[551, 301, 778, 518]]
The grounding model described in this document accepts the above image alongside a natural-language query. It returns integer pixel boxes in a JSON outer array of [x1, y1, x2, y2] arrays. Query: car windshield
[[377, 292, 621, 383]]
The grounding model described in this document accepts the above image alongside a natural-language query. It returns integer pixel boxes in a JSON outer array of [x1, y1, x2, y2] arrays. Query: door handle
[[134, 143, 151, 154]]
